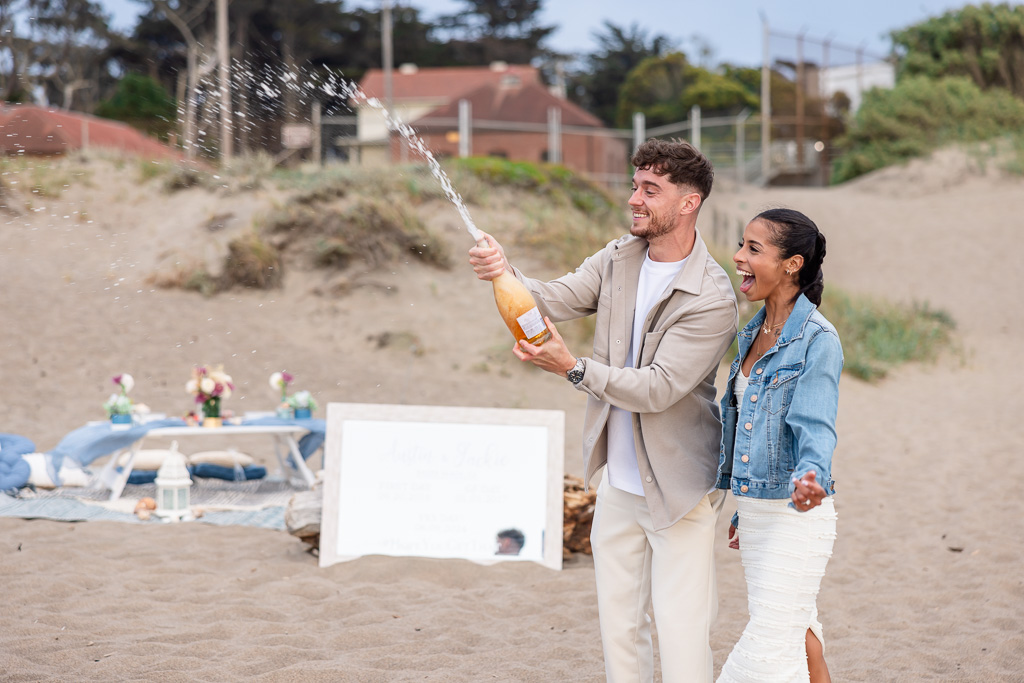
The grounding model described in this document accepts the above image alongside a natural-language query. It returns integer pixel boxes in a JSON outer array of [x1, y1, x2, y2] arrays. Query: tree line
[[3, 0, 1023, 182], [0, 0, 777, 149]]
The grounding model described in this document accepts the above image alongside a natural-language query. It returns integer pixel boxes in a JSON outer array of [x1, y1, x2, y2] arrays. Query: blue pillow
[[191, 464, 267, 481], [0, 433, 36, 457], [0, 434, 33, 491], [126, 469, 159, 485], [124, 464, 267, 485]]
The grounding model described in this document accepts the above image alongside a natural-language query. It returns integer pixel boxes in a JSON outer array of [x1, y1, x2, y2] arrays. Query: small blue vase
[[110, 413, 132, 430], [293, 408, 312, 419]]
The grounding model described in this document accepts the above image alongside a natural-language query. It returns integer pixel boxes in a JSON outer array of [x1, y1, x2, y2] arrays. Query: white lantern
[[155, 442, 193, 522]]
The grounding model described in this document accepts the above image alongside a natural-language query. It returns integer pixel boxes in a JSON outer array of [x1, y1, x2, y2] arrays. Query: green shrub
[[819, 291, 956, 381], [95, 73, 177, 141], [183, 269, 219, 297], [833, 76, 1024, 183], [706, 245, 956, 381], [267, 195, 451, 271], [222, 232, 283, 289]]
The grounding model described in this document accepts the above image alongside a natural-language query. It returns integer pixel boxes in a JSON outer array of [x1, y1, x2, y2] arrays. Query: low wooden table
[[96, 425, 317, 501]]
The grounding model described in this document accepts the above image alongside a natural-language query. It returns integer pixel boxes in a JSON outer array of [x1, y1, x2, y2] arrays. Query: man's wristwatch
[[566, 357, 586, 385]]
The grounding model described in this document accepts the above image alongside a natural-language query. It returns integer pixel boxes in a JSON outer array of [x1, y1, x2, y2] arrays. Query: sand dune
[[1, 149, 1020, 680]]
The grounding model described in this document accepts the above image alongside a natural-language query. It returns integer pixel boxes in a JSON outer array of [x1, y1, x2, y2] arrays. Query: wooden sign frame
[[319, 403, 565, 571]]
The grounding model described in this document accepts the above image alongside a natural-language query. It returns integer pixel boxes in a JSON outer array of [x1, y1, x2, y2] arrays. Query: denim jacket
[[716, 294, 843, 503]]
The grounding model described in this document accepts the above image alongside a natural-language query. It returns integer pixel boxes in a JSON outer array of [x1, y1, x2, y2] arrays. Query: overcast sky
[[99, 0, 973, 67]]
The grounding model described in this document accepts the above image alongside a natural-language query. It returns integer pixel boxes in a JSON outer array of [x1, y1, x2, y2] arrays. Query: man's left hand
[[512, 317, 576, 377]]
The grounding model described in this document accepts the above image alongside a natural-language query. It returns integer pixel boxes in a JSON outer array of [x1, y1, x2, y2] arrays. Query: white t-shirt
[[606, 250, 687, 496]]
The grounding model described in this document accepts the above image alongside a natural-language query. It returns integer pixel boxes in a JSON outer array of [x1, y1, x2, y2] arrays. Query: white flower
[[103, 393, 133, 416], [120, 373, 135, 393], [269, 372, 283, 390], [186, 379, 198, 394], [200, 377, 216, 394], [287, 390, 318, 410]]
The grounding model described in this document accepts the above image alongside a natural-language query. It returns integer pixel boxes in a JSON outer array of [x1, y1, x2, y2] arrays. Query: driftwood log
[[562, 474, 597, 557], [285, 475, 599, 557], [284, 490, 322, 553]]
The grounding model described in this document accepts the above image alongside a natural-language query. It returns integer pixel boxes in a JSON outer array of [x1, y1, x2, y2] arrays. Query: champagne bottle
[[477, 238, 551, 345]]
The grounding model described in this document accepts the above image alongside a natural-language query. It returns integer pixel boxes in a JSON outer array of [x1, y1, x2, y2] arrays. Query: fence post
[[458, 99, 472, 158], [736, 108, 751, 185], [309, 99, 321, 165], [547, 106, 562, 163], [690, 105, 701, 150], [632, 112, 645, 151], [761, 13, 771, 185]]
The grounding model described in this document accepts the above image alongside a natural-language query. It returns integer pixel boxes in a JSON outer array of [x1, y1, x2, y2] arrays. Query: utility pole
[[796, 31, 805, 167], [382, 0, 394, 162], [760, 12, 771, 185], [217, 0, 232, 162]]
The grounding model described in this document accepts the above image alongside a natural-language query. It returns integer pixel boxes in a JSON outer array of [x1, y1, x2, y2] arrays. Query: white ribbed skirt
[[717, 496, 837, 683]]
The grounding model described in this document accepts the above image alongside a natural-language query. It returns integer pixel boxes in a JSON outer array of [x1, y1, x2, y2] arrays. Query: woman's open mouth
[[738, 268, 755, 293]]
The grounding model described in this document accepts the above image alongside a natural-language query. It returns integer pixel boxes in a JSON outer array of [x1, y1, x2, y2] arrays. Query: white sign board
[[319, 403, 564, 571]]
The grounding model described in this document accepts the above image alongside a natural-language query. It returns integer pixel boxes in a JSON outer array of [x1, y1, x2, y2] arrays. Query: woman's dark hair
[[755, 208, 826, 306]]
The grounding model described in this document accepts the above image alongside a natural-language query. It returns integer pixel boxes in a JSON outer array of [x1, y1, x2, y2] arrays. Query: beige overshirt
[[515, 230, 738, 530]]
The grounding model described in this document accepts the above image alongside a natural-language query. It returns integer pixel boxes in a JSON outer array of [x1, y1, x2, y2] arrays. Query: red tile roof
[[0, 105, 181, 159], [413, 80, 605, 128], [358, 63, 540, 102]]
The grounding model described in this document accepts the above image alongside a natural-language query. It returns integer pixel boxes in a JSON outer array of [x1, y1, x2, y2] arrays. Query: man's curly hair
[[631, 138, 714, 200]]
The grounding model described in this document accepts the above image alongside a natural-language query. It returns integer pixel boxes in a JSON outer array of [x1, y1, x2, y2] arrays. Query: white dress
[[717, 370, 838, 683]]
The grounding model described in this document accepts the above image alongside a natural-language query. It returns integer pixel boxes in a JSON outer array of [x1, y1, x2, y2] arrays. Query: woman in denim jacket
[[716, 208, 843, 683]]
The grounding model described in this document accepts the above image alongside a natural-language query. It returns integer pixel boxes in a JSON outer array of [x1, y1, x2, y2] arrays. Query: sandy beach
[[1, 148, 1021, 681]]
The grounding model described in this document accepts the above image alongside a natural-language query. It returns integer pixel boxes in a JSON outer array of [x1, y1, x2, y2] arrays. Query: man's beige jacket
[[516, 230, 738, 530]]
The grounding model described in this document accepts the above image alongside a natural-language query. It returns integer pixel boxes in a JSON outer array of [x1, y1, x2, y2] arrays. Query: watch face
[[567, 360, 584, 383]]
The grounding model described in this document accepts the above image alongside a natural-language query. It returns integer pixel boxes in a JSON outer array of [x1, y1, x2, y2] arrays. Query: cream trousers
[[591, 475, 725, 683]]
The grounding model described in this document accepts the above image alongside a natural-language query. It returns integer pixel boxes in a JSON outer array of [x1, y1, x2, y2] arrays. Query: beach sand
[[1, 149, 1021, 680]]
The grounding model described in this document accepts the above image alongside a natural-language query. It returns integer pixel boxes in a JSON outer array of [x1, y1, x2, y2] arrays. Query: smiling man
[[469, 138, 738, 682]]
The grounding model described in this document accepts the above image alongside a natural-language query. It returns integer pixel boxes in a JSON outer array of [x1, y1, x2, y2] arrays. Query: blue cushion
[[123, 464, 267, 485], [0, 433, 36, 457], [0, 433, 34, 491], [191, 463, 267, 481], [126, 469, 159, 485]]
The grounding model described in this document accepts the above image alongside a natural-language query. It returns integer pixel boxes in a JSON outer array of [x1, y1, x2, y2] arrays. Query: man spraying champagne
[[469, 139, 738, 682]]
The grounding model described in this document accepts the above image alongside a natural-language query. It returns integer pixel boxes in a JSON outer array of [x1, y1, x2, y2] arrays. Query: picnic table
[[47, 416, 326, 501]]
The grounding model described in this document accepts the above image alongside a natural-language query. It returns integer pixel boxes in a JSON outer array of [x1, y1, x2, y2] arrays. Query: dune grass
[[817, 291, 956, 381], [707, 245, 956, 381]]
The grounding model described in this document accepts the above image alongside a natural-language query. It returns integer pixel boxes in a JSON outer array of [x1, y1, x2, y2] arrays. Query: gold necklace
[[761, 320, 785, 336], [754, 328, 780, 357]]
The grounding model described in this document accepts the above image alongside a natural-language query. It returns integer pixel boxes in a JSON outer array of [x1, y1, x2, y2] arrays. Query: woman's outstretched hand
[[728, 524, 739, 550], [791, 470, 826, 511]]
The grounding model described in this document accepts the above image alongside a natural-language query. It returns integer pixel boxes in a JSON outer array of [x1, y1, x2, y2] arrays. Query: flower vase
[[293, 408, 312, 419], [110, 413, 133, 430], [202, 397, 222, 428]]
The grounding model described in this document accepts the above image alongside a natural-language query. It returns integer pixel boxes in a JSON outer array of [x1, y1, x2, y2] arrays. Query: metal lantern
[[155, 442, 193, 522]]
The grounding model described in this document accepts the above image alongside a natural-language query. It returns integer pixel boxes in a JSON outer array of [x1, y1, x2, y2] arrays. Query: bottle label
[[517, 307, 547, 339]]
